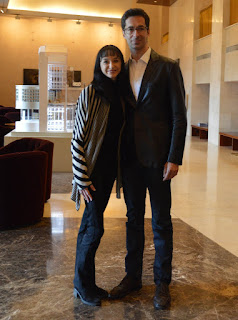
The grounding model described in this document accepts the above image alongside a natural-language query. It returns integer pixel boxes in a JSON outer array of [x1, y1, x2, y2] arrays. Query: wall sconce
[[47, 17, 52, 22], [76, 20, 81, 25], [1, 8, 5, 13], [108, 22, 113, 27]]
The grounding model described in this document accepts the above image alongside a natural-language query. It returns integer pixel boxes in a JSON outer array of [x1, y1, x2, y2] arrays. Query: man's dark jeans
[[122, 160, 173, 285]]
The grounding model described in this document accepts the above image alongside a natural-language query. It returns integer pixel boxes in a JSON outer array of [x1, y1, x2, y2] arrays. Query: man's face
[[123, 16, 150, 52]]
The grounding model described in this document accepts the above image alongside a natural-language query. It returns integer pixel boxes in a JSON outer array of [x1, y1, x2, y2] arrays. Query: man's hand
[[80, 184, 96, 203], [163, 162, 179, 181]]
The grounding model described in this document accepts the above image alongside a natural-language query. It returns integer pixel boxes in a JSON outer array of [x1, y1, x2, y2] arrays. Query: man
[[109, 8, 187, 310]]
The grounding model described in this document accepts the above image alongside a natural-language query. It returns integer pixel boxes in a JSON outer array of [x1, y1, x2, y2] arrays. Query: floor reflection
[[51, 212, 64, 234]]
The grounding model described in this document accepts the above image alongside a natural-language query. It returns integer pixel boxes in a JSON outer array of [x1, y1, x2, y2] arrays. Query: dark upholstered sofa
[[1, 138, 54, 201], [0, 106, 20, 147], [0, 138, 54, 229], [0, 125, 12, 148], [0, 106, 20, 121]]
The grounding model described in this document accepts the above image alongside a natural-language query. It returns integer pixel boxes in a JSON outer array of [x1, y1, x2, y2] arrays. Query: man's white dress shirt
[[129, 47, 151, 100]]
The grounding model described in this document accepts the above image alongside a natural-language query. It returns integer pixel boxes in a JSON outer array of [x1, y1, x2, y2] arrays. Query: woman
[[71, 45, 125, 306]]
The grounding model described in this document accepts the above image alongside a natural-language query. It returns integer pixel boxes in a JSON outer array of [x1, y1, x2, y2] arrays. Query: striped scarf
[[71, 85, 110, 210]]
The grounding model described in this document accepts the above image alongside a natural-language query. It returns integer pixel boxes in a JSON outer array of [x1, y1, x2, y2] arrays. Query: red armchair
[[0, 147, 47, 229], [1, 138, 54, 201], [0, 138, 54, 229]]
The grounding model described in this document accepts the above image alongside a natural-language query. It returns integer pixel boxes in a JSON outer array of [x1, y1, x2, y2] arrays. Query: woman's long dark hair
[[91, 45, 127, 102]]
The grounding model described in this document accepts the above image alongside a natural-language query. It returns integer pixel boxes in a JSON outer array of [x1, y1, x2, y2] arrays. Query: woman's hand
[[80, 184, 96, 203]]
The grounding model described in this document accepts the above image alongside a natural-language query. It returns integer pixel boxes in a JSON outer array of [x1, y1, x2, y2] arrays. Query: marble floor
[[1, 137, 238, 319]]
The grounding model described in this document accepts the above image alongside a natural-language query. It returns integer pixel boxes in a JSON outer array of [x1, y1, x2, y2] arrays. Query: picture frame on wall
[[67, 70, 81, 87], [23, 69, 39, 85]]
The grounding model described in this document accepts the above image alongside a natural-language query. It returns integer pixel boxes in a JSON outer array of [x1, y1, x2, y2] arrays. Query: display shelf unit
[[47, 62, 67, 131], [38, 45, 78, 132], [15, 85, 39, 120]]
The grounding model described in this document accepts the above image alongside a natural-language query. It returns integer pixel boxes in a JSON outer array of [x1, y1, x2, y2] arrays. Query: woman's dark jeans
[[73, 160, 116, 294]]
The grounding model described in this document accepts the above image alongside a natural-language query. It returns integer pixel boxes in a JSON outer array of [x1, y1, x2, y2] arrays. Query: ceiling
[[2, 0, 177, 22], [137, 0, 177, 5], [6, 0, 131, 21]]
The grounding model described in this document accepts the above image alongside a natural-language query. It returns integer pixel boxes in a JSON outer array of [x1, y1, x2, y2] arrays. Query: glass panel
[[230, 0, 238, 25], [200, 5, 213, 38]]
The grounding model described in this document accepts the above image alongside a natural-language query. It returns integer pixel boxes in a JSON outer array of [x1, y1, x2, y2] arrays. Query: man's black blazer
[[124, 49, 187, 167]]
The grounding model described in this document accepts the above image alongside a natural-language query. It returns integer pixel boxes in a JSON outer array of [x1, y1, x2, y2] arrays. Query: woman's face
[[100, 55, 122, 80]]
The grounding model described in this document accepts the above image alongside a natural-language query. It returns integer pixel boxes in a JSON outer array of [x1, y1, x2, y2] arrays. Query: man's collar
[[130, 47, 151, 64]]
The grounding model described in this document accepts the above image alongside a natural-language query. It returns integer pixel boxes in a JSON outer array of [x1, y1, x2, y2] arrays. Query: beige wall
[[223, 23, 238, 131], [157, 6, 169, 56], [194, 35, 211, 84], [168, 0, 195, 135], [167, 0, 238, 143], [0, 15, 126, 107], [2, 2, 237, 144], [0, 4, 162, 108]]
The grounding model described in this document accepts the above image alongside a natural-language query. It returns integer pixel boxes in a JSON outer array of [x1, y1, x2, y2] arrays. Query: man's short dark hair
[[121, 8, 150, 30]]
